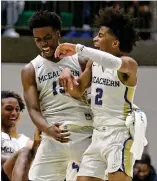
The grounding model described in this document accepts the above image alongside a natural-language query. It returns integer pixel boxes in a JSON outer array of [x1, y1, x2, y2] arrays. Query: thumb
[[54, 122, 62, 127], [73, 78, 79, 87]]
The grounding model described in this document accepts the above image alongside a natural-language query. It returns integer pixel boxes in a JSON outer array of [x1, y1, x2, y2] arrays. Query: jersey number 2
[[95, 88, 103, 105], [52, 81, 65, 95]]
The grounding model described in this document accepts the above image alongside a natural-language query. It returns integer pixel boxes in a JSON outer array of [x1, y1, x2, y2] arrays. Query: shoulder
[[122, 56, 138, 69], [21, 62, 35, 83], [78, 54, 91, 72], [1, 132, 10, 140], [120, 56, 138, 76]]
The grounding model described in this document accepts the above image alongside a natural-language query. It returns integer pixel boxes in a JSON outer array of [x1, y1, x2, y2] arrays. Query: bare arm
[[59, 60, 92, 98], [21, 63, 70, 142], [21, 63, 49, 132], [119, 56, 138, 86], [11, 148, 32, 181], [56, 43, 137, 86], [1, 154, 12, 164]]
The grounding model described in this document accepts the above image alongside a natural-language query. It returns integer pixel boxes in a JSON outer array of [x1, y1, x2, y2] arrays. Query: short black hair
[[135, 153, 151, 166], [1, 90, 25, 112], [28, 10, 62, 32], [94, 7, 140, 53]]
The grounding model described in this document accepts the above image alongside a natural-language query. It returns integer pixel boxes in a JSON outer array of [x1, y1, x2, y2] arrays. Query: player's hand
[[59, 68, 79, 92], [55, 43, 76, 59], [45, 123, 71, 143]]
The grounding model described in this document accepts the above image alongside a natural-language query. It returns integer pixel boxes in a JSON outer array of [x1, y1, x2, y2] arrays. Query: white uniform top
[[91, 63, 136, 128], [1, 132, 30, 155], [31, 54, 93, 133]]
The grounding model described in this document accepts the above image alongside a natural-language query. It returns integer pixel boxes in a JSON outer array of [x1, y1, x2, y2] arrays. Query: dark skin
[[56, 26, 137, 181], [3, 129, 41, 181], [21, 26, 89, 143], [1, 97, 33, 164], [134, 163, 151, 180], [57, 26, 137, 98], [1, 97, 20, 135]]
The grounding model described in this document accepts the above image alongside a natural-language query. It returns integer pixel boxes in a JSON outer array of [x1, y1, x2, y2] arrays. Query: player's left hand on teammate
[[55, 43, 76, 59], [45, 123, 71, 143], [59, 68, 79, 92], [55, 122, 71, 143]]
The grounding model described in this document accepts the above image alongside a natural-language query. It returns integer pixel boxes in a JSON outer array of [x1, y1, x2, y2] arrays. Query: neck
[[1, 126, 19, 138], [116, 51, 128, 57], [41, 53, 60, 62]]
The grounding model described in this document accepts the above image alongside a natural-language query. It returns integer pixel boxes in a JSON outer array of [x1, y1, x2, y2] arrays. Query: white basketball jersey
[[31, 54, 93, 131], [13, 134, 30, 150], [91, 63, 136, 128], [1, 132, 30, 154]]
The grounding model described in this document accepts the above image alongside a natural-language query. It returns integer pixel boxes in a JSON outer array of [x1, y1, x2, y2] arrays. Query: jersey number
[[95, 88, 103, 105], [52, 81, 65, 95], [72, 162, 79, 172]]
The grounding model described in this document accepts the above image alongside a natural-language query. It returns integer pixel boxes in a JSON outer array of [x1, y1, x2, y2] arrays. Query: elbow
[[28, 107, 40, 116]]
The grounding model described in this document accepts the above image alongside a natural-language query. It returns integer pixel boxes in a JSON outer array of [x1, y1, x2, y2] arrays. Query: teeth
[[42, 47, 50, 51]]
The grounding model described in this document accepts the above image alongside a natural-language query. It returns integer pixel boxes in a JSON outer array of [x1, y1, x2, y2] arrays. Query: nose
[[10, 109, 18, 117], [93, 35, 98, 42], [139, 172, 145, 177], [40, 40, 48, 48]]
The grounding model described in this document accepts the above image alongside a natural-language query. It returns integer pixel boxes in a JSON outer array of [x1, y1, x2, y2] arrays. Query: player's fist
[[59, 68, 79, 92], [55, 43, 76, 59]]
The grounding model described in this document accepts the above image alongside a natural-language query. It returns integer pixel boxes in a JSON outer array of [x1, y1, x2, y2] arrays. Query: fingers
[[73, 79, 79, 87], [54, 122, 62, 127], [55, 44, 67, 59], [63, 78, 68, 92], [60, 129, 70, 133], [55, 45, 61, 58], [67, 77, 74, 90], [55, 43, 76, 59], [59, 68, 75, 92], [56, 137, 71, 143], [60, 132, 71, 138], [56, 132, 71, 143]]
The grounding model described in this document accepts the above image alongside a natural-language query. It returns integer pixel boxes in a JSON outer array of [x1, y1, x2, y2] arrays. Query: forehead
[[33, 26, 55, 37], [2, 98, 19, 106], [99, 26, 110, 33], [136, 163, 149, 171]]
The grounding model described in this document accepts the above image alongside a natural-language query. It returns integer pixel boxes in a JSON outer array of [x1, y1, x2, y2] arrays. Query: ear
[[56, 31, 61, 38], [112, 40, 119, 48]]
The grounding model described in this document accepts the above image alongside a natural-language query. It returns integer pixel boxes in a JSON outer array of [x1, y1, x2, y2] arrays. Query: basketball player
[[21, 11, 93, 181], [1, 90, 33, 164], [1, 90, 41, 181], [55, 7, 140, 181]]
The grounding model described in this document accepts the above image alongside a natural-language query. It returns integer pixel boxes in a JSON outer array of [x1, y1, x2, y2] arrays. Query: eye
[[44, 35, 52, 41], [98, 33, 103, 38], [35, 38, 41, 43], [16, 108, 20, 112], [5, 107, 13, 111]]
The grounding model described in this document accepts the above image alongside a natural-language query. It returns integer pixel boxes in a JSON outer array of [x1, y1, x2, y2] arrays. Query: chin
[[44, 54, 53, 58]]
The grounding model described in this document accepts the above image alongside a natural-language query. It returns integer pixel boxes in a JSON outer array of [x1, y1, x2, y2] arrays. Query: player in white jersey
[[21, 11, 93, 181], [1, 90, 33, 163], [55, 7, 140, 181], [1, 90, 39, 181]]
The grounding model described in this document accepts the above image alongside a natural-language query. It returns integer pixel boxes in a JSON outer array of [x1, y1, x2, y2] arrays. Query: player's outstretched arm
[[59, 60, 92, 98], [55, 43, 137, 74], [21, 64, 70, 142]]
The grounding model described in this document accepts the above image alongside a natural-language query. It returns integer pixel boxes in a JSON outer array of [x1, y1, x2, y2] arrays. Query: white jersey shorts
[[77, 127, 135, 180], [29, 132, 92, 181]]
